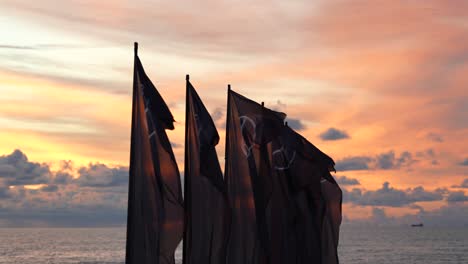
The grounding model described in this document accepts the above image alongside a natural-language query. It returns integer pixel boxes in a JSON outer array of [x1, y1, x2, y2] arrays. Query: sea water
[[0, 225, 466, 263]]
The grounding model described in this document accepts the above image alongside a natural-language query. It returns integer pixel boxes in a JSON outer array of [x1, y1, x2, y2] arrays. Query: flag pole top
[[186, 74, 190, 81], [134, 42, 138, 55]]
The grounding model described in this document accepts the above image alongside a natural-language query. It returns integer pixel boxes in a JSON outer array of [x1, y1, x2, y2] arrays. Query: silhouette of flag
[[126, 43, 184, 264], [320, 175, 342, 264], [183, 76, 229, 264], [270, 125, 341, 264], [282, 127, 341, 264], [224, 89, 286, 264]]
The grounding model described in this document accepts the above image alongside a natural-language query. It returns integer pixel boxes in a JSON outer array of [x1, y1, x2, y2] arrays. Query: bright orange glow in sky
[[0, 0, 466, 225]]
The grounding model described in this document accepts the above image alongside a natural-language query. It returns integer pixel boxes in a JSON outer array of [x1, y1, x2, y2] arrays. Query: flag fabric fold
[[126, 47, 184, 264], [320, 176, 342, 264], [183, 78, 229, 264], [271, 125, 341, 264], [224, 89, 286, 264], [223, 89, 342, 264]]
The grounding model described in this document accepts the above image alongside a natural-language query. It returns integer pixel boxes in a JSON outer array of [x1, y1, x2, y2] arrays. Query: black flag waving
[[126, 43, 184, 264], [271, 125, 341, 264], [224, 89, 286, 264], [183, 76, 229, 264], [279, 127, 341, 264]]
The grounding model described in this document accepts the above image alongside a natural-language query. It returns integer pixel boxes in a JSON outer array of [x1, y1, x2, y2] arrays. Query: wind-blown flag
[[126, 43, 184, 264], [271, 125, 341, 264], [224, 89, 286, 264], [183, 76, 229, 264], [320, 175, 342, 264]]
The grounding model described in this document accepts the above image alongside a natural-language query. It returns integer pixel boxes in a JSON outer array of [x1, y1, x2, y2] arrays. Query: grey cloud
[[343, 182, 444, 207], [0, 148, 462, 227], [53, 160, 75, 184], [0, 150, 137, 226], [336, 176, 360, 186], [425, 149, 435, 157], [0, 178, 128, 227], [452, 178, 468, 189], [415, 149, 438, 166], [211, 107, 226, 130], [40, 185, 58, 192], [426, 132, 444, 142], [0, 182, 11, 198], [59, 160, 74, 171], [267, 100, 305, 130], [345, 183, 417, 206], [286, 118, 305, 130], [434, 188, 449, 195], [53, 172, 73, 184], [335, 156, 371, 171], [319, 128, 349, 141], [375, 152, 397, 169], [76, 163, 128, 188], [459, 158, 468, 166], [336, 150, 417, 171], [410, 186, 444, 202], [0, 149, 51, 186], [271, 100, 287, 112], [211, 107, 225, 122], [447, 191, 468, 203], [375, 151, 414, 170], [415, 149, 436, 159]]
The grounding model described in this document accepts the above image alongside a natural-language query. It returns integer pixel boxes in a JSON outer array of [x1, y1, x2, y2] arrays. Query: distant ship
[[411, 223, 424, 227]]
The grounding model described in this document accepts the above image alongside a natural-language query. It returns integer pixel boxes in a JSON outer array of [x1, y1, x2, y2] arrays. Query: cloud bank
[[0, 149, 466, 227], [0, 150, 128, 227]]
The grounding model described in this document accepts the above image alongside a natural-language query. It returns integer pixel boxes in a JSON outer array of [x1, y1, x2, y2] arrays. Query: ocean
[[0, 225, 466, 263]]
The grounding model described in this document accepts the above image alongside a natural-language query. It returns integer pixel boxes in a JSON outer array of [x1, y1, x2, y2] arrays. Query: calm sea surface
[[0, 226, 466, 263]]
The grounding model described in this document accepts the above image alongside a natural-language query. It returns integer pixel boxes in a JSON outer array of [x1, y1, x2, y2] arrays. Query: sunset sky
[[0, 0, 466, 227]]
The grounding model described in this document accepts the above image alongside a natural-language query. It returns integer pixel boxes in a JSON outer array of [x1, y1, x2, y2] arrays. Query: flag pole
[[225, 84, 231, 161], [183, 73, 190, 264], [126, 41, 138, 264], [223, 83, 232, 264]]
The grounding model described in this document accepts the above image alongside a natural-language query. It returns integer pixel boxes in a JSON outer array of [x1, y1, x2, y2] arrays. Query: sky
[[0, 0, 466, 227]]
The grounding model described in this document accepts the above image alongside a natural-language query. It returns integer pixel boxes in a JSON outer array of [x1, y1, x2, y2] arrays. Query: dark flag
[[224, 88, 286, 264], [282, 127, 341, 264], [320, 175, 342, 264], [183, 76, 229, 264], [126, 43, 184, 264], [271, 125, 341, 264]]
